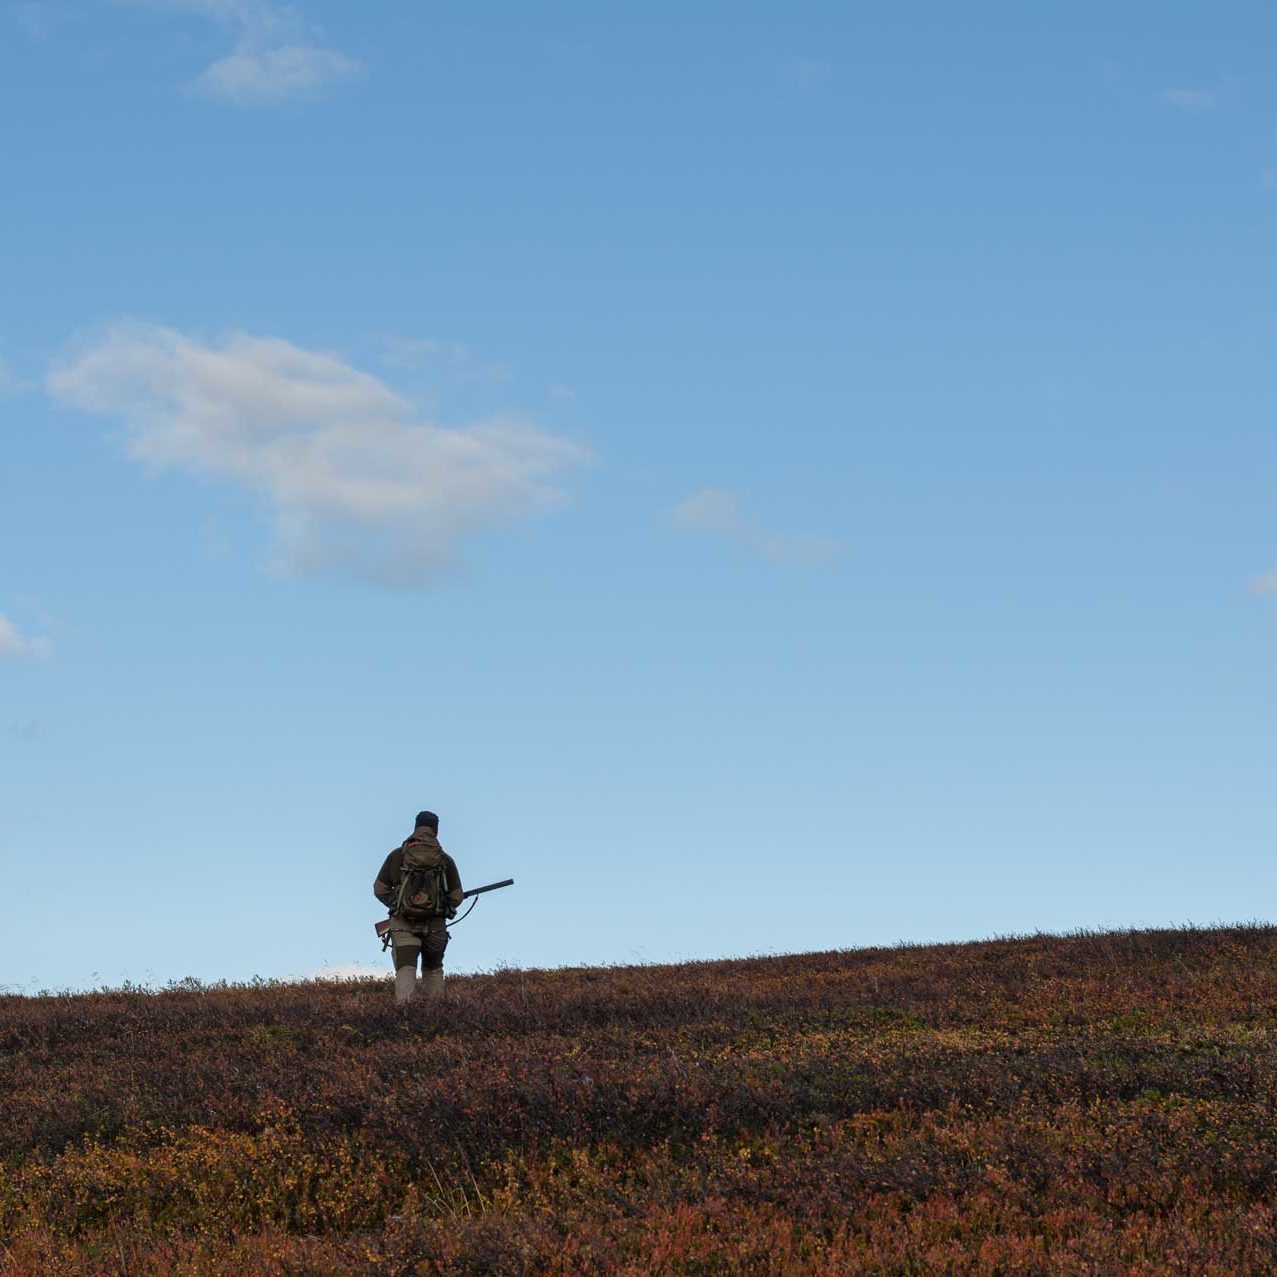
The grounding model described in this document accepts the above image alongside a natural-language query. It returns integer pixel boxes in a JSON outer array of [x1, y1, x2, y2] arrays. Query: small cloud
[[0, 614, 45, 660], [780, 56, 830, 92], [382, 337, 462, 367], [1250, 568, 1277, 596], [668, 487, 843, 568], [549, 384, 580, 402], [310, 962, 387, 982], [0, 357, 18, 396], [671, 488, 747, 538], [47, 321, 587, 587], [1161, 87, 1217, 111], [191, 44, 363, 105], [124, 0, 361, 105], [8, 2, 57, 39], [381, 337, 513, 385]]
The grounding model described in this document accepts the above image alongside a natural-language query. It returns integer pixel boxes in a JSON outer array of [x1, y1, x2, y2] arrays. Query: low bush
[[3, 925, 1277, 1273]]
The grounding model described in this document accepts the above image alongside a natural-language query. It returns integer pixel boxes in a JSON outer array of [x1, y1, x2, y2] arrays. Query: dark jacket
[[374, 829, 464, 922]]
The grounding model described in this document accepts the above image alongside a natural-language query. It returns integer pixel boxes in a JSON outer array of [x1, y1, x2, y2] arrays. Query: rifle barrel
[[460, 878, 514, 900]]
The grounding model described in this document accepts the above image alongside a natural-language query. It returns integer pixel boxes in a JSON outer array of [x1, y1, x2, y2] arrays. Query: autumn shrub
[[3, 924, 1277, 1273]]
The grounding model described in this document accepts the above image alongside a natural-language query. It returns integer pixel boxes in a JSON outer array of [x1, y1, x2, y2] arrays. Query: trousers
[[390, 916, 450, 974]]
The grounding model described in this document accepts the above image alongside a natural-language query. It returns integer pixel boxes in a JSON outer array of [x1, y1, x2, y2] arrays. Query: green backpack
[[394, 844, 450, 924]]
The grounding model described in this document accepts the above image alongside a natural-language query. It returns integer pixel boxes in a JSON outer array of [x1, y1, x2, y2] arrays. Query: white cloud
[[125, 0, 362, 105], [0, 357, 17, 396], [0, 614, 40, 659], [192, 44, 362, 105], [48, 322, 587, 587], [1161, 87, 1216, 111], [668, 487, 842, 568], [310, 962, 388, 982], [1250, 568, 1277, 596]]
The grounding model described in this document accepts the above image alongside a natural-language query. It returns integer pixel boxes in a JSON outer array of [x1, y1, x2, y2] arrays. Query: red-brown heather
[[3, 924, 1277, 1275]]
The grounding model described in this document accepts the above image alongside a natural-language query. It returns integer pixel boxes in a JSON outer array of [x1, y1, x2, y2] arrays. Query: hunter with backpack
[[373, 810, 464, 1004]]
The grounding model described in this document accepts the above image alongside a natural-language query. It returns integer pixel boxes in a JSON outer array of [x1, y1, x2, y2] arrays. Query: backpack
[[393, 843, 451, 924]]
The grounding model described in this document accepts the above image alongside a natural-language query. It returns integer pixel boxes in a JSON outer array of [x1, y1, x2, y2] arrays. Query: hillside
[[3, 925, 1277, 1275]]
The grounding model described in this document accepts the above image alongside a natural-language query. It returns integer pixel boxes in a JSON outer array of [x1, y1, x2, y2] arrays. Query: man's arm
[[373, 850, 400, 908], [444, 854, 464, 909]]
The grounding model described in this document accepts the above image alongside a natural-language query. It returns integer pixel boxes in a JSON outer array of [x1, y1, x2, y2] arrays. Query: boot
[[419, 968, 445, 1000], [394, 965, 417, 1005]]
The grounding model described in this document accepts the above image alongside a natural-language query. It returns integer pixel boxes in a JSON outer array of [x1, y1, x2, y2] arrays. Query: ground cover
[[3, 925, 1277, 1274]]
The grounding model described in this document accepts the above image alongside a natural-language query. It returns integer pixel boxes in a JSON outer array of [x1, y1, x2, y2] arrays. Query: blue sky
[[2, 2, 1275, 991]]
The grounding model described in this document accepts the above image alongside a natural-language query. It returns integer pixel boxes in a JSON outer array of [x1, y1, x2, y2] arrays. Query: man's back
[[374, 826, 463, 912]]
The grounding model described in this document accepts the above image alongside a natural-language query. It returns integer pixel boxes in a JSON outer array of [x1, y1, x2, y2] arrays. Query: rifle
[[375, 878, 514, 948], [460, 878, 515, 900]]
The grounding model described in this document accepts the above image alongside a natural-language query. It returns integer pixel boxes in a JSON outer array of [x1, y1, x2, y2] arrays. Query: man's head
[[415, 810, 439, 832]]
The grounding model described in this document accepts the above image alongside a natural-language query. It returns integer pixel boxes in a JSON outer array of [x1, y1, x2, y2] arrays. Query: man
[[374, 810, 464, 1004]]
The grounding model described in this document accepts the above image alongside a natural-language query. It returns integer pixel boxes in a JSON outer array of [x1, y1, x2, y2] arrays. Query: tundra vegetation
[[3, 925, 1277, 1274]]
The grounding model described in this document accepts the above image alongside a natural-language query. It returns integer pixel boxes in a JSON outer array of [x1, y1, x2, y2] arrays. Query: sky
[[2, 2, 1276, 992]]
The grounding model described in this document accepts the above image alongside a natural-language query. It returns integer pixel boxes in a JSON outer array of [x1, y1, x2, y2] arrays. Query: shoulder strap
[[391, 850, 414, 916]]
